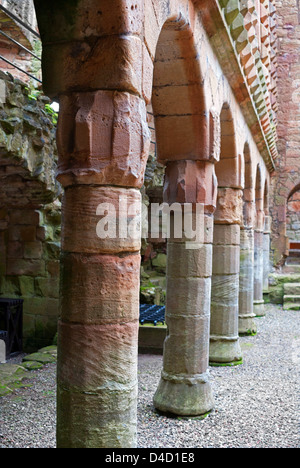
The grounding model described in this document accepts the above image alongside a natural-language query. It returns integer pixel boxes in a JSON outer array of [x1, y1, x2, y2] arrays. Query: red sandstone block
[[6, 259, 46, 277], [214, 188, 243, 225], [57, 91, 150, 188], [35, 0, 144, 43], [9, 210, 40, 226], [163, 160, 217, 214], [42, 35, 149, 99], [60, 252, 140, 324], [215, 157, 243, 189], [57, 320, 139, 392], [6, 241, 23, 259], [23, 297, 59, 318], [153, 83, 204, 116], [8, 226, 36, 242], [61, 185, 142, 254], [23, 242, 43, 260], [155, 114, 209, 162]]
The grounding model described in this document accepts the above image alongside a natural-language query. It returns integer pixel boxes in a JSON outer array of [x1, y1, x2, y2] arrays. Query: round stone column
[[239, 227, 257, 335], [55, 90, 150, 448], [263, 215, 271, 293], [209, 188, 243, 365], [153, 160, 216, 416], [254, 211, 265, 317]]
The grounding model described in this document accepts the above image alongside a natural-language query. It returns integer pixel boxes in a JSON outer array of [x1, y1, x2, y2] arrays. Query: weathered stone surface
[[210, 223, 242, 364], [57, 320, 139, 447], [154, 217, 214, 416], [0, 76, 60, 208], [62, 185, 142, 254], [0, 339, 6, 363], [254, 230, 265, 316], [56, 91, 151, 188], [57, 386, 137, 448], [163, 160, 217, 214], [239, 228, 257, 335], [214, 188, 243, 225], [167, 243, 212, 278], [60, 252, 140, 324], [23, 352, 56, 364]]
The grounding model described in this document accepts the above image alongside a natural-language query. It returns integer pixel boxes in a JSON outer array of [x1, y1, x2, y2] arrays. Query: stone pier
[[210, 188, 243, 365], [263, 216, 271, 292], [153, 161, 216, 416], [239, 228, 257, 335]]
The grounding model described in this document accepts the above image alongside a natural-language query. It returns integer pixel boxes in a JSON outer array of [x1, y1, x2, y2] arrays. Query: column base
[[153, 371, 215, 417], [209, 336, 243, 365], [239, 314, 257, 336], [253, 300, 265, 317]]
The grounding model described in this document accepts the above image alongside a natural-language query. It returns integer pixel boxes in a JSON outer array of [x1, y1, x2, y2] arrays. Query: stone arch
[[288, 183, 300, 201], [286, 183, 300, 243], [215, 102, 239, 189], [214, 101, 245, 187], [152, 15, 208, 164]]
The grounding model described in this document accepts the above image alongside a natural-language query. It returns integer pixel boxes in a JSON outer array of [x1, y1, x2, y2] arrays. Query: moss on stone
[[240, 330, 257, 337], [209, 359, 243, 367], [22, 360, 44, 371], [23, 352, 56, 364]]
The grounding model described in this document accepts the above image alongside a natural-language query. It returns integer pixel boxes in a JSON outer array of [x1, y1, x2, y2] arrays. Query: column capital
[[214, 187, 243, 225], [163, 160, 218, 215], [56, 90, 151, 188]]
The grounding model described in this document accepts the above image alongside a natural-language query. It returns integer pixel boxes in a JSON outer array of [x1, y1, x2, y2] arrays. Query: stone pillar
[[254, 210, 265, 317], [239, 197, 257, 336], [263, 215, 271, 292], [239, 228, 257, 335], [153, 161, 216, 416], [55, 91, 150, 448], [210, 188, 243, 365]]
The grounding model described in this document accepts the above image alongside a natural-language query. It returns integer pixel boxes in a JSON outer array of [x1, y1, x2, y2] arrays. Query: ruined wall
[[286, 190, 300, 241], [269, 0, 300, 265], [0, 0, 41, 83], [0, 72, 60, 351]]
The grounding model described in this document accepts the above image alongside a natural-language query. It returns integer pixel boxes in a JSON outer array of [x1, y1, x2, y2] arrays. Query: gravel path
[[0, 304, 299, 448]]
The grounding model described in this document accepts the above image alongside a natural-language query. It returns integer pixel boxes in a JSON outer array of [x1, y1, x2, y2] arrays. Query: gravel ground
[[0, 304, 299, 448]]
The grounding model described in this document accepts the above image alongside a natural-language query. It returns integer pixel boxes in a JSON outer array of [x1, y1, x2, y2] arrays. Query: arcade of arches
[[0, 0, 299, 449]]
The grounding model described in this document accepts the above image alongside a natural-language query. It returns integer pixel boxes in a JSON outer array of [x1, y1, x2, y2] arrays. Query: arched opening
[[152, 17, 207, 163], [286, 184, 300, 264], [215, 103, 239, 188]]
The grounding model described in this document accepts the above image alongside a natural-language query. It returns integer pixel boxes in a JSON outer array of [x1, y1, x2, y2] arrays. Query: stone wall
[[286, 190, 300, 241], [269, 0, 300, 265], [0, 71, 60, 351]]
